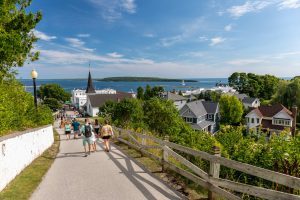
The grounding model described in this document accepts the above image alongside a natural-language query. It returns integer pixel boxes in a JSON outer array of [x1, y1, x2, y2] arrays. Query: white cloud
[[198, 36, 209, 42], [77, 34, 91, 38], [210, 37, 226, 46], [227, 0, 300, 17], [227, 1, 272, 17], [143, 33, 156, 38], [278, 0, 300, 9], [224, 24, 233, 31], [121, 0, 136, 13], [227, 59, 264, 65], [160, 18, 207, 47], [37, 47, 153, 66], [88, 0, 136, 22], [33, 30, 57, 41], [184, 51, 205, 57], [65, 38, 95, 52], [107, 52, 124, 58]]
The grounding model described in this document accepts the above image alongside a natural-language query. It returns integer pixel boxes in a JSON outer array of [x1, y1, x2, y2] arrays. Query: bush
[[0, 79, 53, 136]]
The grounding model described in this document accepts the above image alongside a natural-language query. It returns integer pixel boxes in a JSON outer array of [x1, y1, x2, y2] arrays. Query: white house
[[71, 71, 116, 108], [242, 97, 260, 109], [160, 92, 188, 110], [245, 104, 297, 135], [179, 100, 220, 133]]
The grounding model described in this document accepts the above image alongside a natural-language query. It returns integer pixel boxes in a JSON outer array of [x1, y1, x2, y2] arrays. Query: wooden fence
[[113, 127, 300, 200]]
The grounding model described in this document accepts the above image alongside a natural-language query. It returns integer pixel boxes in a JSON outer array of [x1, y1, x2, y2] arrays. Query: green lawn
[[0, 130, 60, 200]]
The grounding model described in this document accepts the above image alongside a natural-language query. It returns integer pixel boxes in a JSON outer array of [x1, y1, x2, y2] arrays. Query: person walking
[[93, 119, 101, 137], [81, 118, 93, 156], [72, 118, 81, 139], [65, 121, 71, 140], [101, 119, 113, 152], [60, 116, 65, 129]]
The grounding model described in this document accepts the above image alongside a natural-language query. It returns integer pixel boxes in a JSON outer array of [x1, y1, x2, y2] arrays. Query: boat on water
[[181, 80, 185, 86]]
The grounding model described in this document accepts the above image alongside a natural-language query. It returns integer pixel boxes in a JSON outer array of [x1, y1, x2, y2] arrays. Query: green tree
[[137, 86, 144, 99], [228, 72, 279, 100], [43, 98, 62, 111], [0, 79, 53, 136], [37, 84, 71, 102], [272, 78, 300, 121], [144, 85, 152, 100], [219, 95, 243, 124], [151, 86, 164, 97], [113, 98, 144, 128], [0, 0, 42, 79]]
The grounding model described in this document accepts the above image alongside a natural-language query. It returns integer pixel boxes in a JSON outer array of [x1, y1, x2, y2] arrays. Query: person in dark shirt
[[72, 118, 81, 139]]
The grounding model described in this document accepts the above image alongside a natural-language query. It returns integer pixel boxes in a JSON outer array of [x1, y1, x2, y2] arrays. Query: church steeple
[[86, 69, 96, 94]]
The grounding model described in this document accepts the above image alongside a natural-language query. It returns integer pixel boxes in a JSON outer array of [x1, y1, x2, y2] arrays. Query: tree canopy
[[272, 77, 300, 120], [37, 84, 71, 102], [0, 0, 42, 79], [219, 95, 244, 124], [228, 72, 280, 100]]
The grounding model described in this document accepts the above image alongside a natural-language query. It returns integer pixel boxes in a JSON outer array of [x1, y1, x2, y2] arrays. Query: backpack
[[84, 125, 92, 138]]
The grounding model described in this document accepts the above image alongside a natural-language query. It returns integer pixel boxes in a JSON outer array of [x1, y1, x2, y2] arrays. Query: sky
[[18, 0, 300, 79]]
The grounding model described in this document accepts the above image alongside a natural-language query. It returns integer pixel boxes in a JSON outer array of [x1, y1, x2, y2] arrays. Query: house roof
[[181, 100, 219, 118], [233, 93, 248, 101], [202, 101, 219, 114], [88, 91, 133, 108], [163, 92, 187, 101], [86, 71, 96, 94], [258, 104, 293, 118], [191, 120, 215, 130], [242, 97, 258, 104]]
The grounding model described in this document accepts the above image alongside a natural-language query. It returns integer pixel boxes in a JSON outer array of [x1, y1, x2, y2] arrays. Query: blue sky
[[19, 0, 300, 79]]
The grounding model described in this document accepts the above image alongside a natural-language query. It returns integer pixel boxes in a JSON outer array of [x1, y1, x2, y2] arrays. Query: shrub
[[0, 79, 53, 136]]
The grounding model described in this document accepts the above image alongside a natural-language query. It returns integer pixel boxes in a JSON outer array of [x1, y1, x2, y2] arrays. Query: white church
[[71, 71, 134, 116]]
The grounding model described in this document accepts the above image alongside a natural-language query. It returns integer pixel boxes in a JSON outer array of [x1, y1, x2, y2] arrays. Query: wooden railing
[[113, 127, 300, 200]]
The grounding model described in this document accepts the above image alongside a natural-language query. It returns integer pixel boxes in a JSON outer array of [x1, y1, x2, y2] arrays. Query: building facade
[[179, 100, 220, 134], [245, 104, 297, 135]]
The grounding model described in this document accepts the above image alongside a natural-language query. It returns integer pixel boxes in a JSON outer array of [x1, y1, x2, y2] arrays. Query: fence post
[[128, 130, 132, 149], [140, 130, 147, 157], [208, 146, 221, 200], [162, 135, 169, 172], [141, 130, 146, 146]]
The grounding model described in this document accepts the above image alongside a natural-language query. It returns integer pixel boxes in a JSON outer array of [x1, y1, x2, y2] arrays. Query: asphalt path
[[30, 121, 183, 200]]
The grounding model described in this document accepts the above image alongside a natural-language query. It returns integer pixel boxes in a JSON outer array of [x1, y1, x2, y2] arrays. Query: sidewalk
[[30, 122, 183, 200]]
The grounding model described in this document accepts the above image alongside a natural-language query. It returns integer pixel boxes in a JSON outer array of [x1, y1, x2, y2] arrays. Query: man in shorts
[[72, 118, 81, 139], [80, 119, 93, 156]]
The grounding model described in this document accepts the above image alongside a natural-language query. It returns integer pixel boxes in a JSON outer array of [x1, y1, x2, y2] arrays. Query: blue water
[[20, 78, 228, 93]]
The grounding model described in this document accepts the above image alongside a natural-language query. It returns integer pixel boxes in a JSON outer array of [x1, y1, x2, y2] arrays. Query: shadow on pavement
[[96, 142, 183, 200]]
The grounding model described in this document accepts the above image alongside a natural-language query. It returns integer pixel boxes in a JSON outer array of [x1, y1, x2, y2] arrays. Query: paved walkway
[[30, 122, 183, 200]]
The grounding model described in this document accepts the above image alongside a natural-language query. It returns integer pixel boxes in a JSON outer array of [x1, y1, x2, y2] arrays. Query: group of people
[[60, 117, 114, 156]]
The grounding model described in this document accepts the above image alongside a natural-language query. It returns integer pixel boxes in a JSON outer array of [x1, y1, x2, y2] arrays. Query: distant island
[[96, 77, 198, 82]]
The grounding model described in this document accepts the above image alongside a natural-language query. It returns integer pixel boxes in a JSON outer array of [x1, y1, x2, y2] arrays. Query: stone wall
[[0, 125, 54, 191]]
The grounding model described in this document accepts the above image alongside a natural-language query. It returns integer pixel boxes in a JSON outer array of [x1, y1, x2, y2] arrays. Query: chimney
[[291, 106, 298, 137]]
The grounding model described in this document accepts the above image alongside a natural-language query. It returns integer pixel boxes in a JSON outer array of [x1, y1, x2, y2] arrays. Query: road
[[30, 122, 183, 200]]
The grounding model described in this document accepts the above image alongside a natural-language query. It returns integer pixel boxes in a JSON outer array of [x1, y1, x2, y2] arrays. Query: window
[[246, 117, 249, 123], [257, 118, 259, 123], [273, 119, 290, 126], [186, 117, 193, 123], [251, 118, 254, 123], [208, 114, 213, 119]]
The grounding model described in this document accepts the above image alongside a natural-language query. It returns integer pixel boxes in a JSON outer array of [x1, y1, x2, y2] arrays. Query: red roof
[[252, 104, 293, 118]]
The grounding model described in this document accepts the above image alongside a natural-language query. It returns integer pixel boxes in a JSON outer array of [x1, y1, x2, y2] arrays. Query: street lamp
[[31, 69, 38, 110]]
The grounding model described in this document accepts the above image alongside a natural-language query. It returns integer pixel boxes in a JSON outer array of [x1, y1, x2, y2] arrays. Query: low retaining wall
[[0, 125, 54, 191]]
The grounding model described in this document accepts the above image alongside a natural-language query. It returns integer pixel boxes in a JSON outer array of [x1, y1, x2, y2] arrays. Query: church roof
[[86, 71, 96, 93]]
